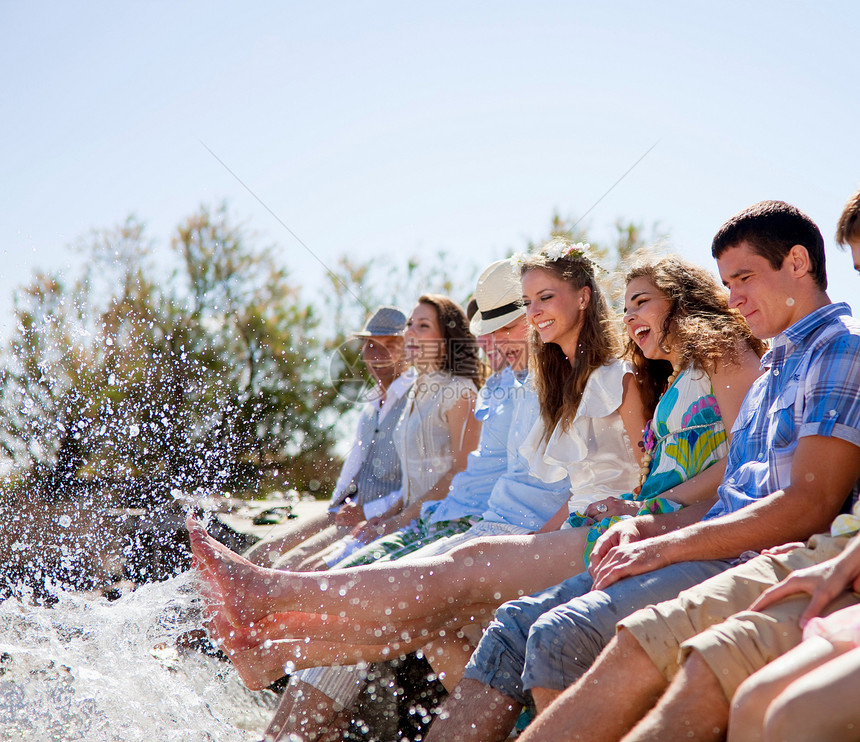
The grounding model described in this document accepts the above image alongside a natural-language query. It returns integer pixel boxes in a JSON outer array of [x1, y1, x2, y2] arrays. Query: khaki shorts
[[619, 534, 857, 700]]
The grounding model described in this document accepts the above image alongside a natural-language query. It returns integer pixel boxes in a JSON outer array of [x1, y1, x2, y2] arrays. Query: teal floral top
[[568, 365, 728, 563], [637, 365, 727, 499]]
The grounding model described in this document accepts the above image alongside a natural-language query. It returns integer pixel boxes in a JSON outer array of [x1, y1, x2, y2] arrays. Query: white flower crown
[[511, 239, 604, 273]]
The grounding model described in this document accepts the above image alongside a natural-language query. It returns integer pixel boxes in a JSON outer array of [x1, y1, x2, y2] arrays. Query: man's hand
[[335, 500, 364, 528], [590, 538, 675, 590], [759, 542, 805, 557], [589, 517, 674, 590], [751, 537, 860, 628], [588, 517, 648, 572]]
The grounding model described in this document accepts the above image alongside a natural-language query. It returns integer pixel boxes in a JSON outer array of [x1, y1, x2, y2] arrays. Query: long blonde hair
[[520, 242, 622, 440]]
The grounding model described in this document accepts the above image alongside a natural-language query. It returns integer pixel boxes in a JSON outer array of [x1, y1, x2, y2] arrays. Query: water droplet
[[786, 297, 795, 306], [58, 514, 72, 528]]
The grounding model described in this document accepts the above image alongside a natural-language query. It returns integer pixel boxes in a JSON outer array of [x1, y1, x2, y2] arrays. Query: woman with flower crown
[[188, 252, 765, 698]]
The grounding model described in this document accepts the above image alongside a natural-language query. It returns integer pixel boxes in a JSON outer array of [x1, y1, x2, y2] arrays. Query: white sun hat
[[469, 258, 526, 336]]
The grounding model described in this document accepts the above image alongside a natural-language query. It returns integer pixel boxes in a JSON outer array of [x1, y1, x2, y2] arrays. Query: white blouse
[[393, 371, 478, 507], [520, 359, 640, 514]]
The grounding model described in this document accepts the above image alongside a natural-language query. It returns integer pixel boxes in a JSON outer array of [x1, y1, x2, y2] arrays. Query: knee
[[762, 691, 811, 742], [762, 681, 837, 742], [527, 610, 595, 672], [614, 626, 648, 662], [731, 669, 783, 734]]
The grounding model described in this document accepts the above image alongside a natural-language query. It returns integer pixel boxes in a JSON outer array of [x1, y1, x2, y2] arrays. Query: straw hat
[[352, 306, 407, 337], [469, 259, 526, 335]]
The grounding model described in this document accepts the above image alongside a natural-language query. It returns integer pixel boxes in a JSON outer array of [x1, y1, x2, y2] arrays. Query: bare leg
[[426, 678, 521, 742], [244, 510, 333, 567], [261, 688, 296, 741], [189, 516, 588, 628], [217, 634, 439, 691], [518, 628, 666, 742], [424, 627, 483, 691], [212, 604, 483, 649], [291, 532, 357, 572], [274, 524, 349, 571], [531, 687, 561, 714], [266, 679, 351, 742], [729, 636, 844, 742], [622, 650, 729, 742], [764, 644, 860, 742]]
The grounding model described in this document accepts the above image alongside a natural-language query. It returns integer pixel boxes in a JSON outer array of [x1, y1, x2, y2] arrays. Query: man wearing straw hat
[[265, 259, 575, 742]]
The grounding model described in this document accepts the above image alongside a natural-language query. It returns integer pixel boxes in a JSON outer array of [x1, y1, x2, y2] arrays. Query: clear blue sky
[[1, 0, 857, 338]]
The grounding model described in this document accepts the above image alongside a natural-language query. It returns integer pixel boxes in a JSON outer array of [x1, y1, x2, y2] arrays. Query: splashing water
[[0, 571, 278, 741]]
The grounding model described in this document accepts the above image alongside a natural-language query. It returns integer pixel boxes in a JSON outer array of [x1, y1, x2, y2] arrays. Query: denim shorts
[[463, 559, 731, 705]]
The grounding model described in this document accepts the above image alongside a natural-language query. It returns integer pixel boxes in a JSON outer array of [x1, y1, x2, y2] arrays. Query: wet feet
[[187, 515, 292, 626]]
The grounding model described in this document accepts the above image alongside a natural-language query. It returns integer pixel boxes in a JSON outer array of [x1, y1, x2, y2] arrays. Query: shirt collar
[[761, 303, 852, 368], [369, 368, 416, 407]]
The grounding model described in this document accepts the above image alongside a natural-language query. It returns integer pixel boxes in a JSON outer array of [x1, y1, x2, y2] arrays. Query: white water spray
[[0, 571, 278, 741]]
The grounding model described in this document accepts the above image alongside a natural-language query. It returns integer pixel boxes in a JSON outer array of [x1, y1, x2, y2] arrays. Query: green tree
[[0, 205, 341, 502]]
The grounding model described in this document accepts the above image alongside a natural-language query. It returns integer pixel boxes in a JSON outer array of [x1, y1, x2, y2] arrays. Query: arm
[[582, 462, 726, 521], [396, 389, 481, 515], [591, 436, 860, 589], [581, 353, 758, 522], [586, 350, 765, 572], [750, 533, 860, 626], [571, 371, 650, 522], [538, 502, 572, 533], [355, 391, 481, 542], [588, 499, 716, 573], [334, 499, 364, 527], [706, 345, 765, 432], [619, 371, 648, 466], [646, 348, 761, 508]]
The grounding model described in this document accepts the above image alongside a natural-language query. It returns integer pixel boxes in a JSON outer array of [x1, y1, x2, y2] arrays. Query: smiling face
[[476, 332, 505, 372], [403, 301, 444, 370], [488, 314, 529, 372], [717, 240, 816, 340], [361, 335, 406, 388], [623, 276, 678, 365], [521, 268, 590, 358]]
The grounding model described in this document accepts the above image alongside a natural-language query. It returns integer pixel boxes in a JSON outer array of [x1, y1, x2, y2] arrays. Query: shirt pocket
[[766, 379, 799, 452], [730, 380, 765, 437]]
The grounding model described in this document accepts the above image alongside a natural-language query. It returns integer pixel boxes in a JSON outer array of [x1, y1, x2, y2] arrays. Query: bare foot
[[223, 636, 432, 691], [222, 640, 306, 691], [187, 516, 298, 625]]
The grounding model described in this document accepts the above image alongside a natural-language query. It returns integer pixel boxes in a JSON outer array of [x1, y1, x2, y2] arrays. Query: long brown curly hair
[[624, 254, 767, 414], [520, 243, 623, 440], [416, 294, 487, 389]]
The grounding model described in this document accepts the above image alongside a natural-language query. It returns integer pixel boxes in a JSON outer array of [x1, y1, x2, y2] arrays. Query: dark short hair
[[836, 187, 860, 247], [711, 200, 827, 290]]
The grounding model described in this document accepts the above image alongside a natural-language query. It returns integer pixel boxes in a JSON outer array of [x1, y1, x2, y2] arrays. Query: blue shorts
[[463, 559, 731, 705]]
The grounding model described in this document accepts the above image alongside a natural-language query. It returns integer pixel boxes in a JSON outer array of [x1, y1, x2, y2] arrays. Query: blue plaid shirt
[[705, 303, 860, 521]]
